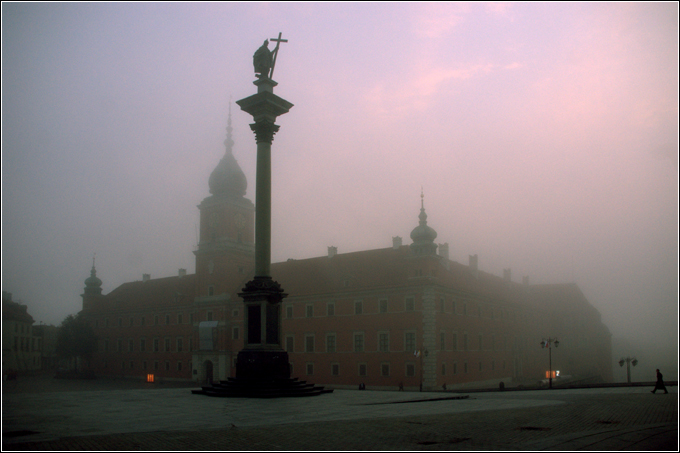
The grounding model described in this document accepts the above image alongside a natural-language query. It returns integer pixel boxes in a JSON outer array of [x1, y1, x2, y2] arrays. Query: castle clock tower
[[194, 102, 255, 296]]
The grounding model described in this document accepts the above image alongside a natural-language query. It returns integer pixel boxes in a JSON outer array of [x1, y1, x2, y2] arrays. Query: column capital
[[249, 121, 280, 144]]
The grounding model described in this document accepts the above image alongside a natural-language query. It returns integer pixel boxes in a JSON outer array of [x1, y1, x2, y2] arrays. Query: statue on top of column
[[253, 40, 273, 79]]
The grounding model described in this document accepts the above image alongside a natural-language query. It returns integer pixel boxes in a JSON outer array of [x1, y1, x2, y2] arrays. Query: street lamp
[[618, 356, 638, 383], [540, 337, 559, 389]]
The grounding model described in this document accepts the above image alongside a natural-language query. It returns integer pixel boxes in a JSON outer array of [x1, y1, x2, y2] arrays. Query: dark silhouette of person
[[651, 369, 668, 394]]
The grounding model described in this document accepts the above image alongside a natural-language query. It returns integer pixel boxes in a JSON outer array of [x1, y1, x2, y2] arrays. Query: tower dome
[[208, 102, 247, 197], [84, 256, 103, 295], [410, 191, 438, 256]]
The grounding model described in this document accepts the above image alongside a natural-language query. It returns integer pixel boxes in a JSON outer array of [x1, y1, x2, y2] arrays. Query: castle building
[[80, 108, 613, 390]]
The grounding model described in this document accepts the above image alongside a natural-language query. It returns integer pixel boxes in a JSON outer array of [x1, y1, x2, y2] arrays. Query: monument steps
[[192, 376, 333, 398]]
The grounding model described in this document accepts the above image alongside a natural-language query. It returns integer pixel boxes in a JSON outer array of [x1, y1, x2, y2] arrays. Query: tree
[[56, 313, 97, 372]]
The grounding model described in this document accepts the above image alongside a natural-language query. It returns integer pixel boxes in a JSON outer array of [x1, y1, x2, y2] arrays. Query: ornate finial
[[224, 97, 234, 152], [92, 253, 96, 270]]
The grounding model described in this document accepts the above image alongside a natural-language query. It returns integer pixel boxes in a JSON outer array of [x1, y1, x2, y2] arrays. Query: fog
[[2, 3, 678, 381]]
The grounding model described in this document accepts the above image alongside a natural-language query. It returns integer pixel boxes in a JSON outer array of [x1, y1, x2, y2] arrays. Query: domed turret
[[208, 102, 247, 198], [410, 191, 438, 256], [84, 256, 103, 295]]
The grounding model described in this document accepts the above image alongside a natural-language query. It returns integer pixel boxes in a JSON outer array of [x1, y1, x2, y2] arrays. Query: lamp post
[[540, 337, 559, 389], [618, 356, 638, 383]]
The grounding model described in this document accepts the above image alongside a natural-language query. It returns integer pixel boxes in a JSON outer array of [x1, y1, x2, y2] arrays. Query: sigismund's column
[[235, 35, 293, 380]]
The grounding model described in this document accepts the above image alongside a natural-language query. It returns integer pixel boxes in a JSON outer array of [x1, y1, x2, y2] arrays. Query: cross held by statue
[[268, 32, 288, 80]]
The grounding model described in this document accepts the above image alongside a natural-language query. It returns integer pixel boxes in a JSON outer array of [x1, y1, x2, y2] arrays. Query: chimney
[[392, 236, 402, 250], [142, 273, 150, 282], [328, 246, 337, 258], [438, 243, 449, 260], [178, 268, 186, 278], [503, 268, 511, 282], [469, 254, 478, 278]]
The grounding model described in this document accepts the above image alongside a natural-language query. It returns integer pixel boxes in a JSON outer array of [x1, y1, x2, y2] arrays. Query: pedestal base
[[235, 349, 290, 380]]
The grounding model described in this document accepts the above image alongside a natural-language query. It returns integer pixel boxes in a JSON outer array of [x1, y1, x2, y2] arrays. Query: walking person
[[651, 369, 668, 394]]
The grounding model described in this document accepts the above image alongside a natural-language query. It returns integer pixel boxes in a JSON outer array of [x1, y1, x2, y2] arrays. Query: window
[[117, 339, 123, 352], [285, 335, 294, 353], [118, 318, 123, 327], [453, 362, 458, 374], [143, 361, 147, 370], [405, 297, 415, 311], [327, 302, 335, 317], [178, 361, 182, 371], [452, 300, 456, 314], [153, 338, 159, 352], [306, 304, 313, 318], [358, 364, 367, 376], [104, 339, 109, 352], [405, 332, 416, 352], [354, 333, 364, 352], [379, 332, 389, 352], [232, 309, 239, 317], [492, 361, 496, 370], [128, 339, 134, 352], [233, 327, 239, 340], [440, 332, 445, 350], [381, 363, 390, 377], [440, 298, 445, 312], [190, 313, 194, 324], [189, 337, 193, 352], [208, 286, 214, 296], [207, 311, 213, 321], [406, 363, 416, 377], [452, 333, 458, 350], [479, 334, 483, 350], [154, 315, 159, 326], [177, 314, 183, 324], [463, 303, 467, 316], [306, 363, 314, 375], [154, 361, 159, 371], [165, 338, 171, 352], [141, 316, 145, 326], [326, 333, 336, 353], [479, 362, 483, 371], [492, 335, 496, 351], [286, 305, 293, 319], [331, 363, 339, 376], [165, 361, 170, 371], [130, 317, 134, 327], [95, 319, 99, 328], [165, 315, 170, 325], [105, 318, 109, 327], [140, 339, 146, 352], [305, 335, 315, 353], [379, 299, 388, 313], [130, 361, 134, 369], [464, 362, 468, 373], [442, 363, 446, 375], [177, 338, 183, 352], [354, 300, 363, 315], [463, 333, 469, 351]]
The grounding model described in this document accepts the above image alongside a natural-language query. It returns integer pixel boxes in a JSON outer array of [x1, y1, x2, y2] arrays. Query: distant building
[[80, 108, 612, 389], [2, 291, 42, 373]]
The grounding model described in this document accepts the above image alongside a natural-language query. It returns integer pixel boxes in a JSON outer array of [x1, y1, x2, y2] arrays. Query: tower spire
[[224, 95, 235, 154], [209, 97, 247, 197]]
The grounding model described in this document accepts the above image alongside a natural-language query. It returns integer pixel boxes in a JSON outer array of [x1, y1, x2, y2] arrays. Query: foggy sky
[[2, 3, 678, 378]]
